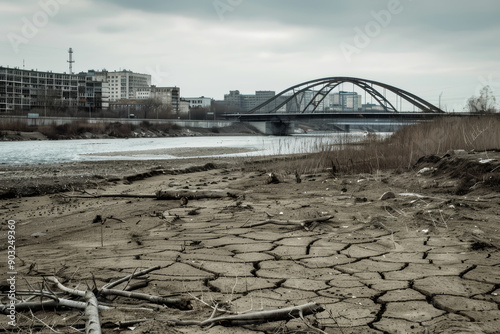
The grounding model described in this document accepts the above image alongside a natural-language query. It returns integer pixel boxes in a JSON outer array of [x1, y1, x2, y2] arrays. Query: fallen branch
[[62, 193, 156, 199], [99, 288, 191, 310], [61, 190, 241, 200], [102, 266, 161, 290], [1, 298, 111, 313], [46, 277, 102, 334], [46, 276, 86, 298], [246, 216, 334, 229], [84, 290, 101, 334], [101, 318, 150, 329], [171, 302, 324, 326], [155, 190, 240, 200], [101, 301, 324, 327], [124, 279, 149, 291], [99, 266, 190, 309]]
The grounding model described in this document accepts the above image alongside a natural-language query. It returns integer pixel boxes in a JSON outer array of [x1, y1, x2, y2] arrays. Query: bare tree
[[141, 98, 173, 119], [189, 106, 210, 120], [466, 85, 498, 114]]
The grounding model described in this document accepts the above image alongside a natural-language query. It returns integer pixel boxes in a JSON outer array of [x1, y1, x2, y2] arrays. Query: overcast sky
[[1, 0, 499, 111]]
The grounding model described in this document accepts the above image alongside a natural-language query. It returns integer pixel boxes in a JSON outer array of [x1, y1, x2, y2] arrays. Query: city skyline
[[1, 0, 500, 112]]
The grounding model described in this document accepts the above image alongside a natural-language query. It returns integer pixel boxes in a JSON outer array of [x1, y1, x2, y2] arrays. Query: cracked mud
[[1, 153, 500, 333]]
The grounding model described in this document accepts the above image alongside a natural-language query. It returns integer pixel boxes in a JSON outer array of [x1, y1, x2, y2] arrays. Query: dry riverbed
[[1, 150, 500, 333]]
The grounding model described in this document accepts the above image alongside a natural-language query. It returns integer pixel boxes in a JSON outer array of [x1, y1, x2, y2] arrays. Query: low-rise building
[[182, 96, 212, 109], [135, 86, 180, 114]]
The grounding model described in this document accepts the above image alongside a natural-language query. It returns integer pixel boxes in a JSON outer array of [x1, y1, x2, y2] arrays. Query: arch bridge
[[247, 77, 444, 114], [227, 77, 445, 135]]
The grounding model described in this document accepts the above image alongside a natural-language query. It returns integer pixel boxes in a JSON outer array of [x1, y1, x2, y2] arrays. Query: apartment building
[[134, 86, 180, 113], [94, 70, 151, 102], [0, 66, 161, 113], [331, 91, 362, 111], [77, 71, 110, 111], [0, 66, 78, 112], [223, 90, 276, 112]]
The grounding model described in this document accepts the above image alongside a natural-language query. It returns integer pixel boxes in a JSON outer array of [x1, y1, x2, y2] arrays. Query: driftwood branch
[[99, 288, 191, 310], [171, 302, 324, 326], [246, 215, 334, 229], [124, 280, 149, 291], [107, 302, 324, 330], [46, 277, 102, 334], [84, 290, 101, 334], [155, 190, 239, 200], [102, 266, 161, 290], [1, 298, 111, 313], [98, 266, 191, 309], [62, 193, 156, 199], [46, 276, 86, 297], [62, 190, 240, 200]]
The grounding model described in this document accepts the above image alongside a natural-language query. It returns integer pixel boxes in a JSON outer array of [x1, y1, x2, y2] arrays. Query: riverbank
[[2, 115, 500, 333], [0, 121, 261, 141], [1, 151, 500, 333]]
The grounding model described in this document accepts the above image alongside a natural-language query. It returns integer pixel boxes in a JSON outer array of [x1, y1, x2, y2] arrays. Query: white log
[[84, 290, 101, 334]]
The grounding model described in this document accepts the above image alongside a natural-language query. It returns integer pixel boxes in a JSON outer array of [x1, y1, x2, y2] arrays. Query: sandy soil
[[1, 150, 500, 333]]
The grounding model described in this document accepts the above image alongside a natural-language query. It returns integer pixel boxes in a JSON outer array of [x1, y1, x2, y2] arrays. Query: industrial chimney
[[68, 48, 75, 74]]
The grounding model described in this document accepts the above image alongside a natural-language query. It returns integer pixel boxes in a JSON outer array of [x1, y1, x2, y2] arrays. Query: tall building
[[0, 66, 79, 112], [331, 91, 362, 111], [224, 90, 242, 111], [93, 70, 151, 102], [77, 71, 110, 111]]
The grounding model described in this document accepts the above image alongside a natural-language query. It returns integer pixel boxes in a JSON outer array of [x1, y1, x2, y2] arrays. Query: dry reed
[[258, 115, 500, 175]]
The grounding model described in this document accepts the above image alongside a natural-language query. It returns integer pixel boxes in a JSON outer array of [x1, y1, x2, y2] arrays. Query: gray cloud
[[1, 0, 499, 106]]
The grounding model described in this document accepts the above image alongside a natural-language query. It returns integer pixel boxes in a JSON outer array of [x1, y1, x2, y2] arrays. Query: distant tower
[[67, 48, 75, 74]]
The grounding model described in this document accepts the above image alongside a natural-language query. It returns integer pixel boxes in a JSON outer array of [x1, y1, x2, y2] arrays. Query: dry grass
[[257, 115, 500, 176], [0, 120, 32, 132], [0, 119, 139, 139], [0, 119, 187, 139], [37, 121, 112, 139]]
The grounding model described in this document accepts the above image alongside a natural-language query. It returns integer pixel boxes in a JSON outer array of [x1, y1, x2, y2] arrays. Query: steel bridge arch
[[247, 77, 444, 114]]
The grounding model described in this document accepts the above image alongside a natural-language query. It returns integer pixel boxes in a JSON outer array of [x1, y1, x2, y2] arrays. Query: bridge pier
[[245, 121, 295, 135]]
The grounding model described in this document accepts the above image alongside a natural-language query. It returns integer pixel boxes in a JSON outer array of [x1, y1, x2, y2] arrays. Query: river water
[[0, 133, 381, 166]]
